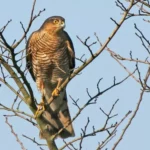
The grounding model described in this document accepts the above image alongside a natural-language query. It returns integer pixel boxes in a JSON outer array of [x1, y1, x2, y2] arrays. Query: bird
[[26, 16, 75, 139]]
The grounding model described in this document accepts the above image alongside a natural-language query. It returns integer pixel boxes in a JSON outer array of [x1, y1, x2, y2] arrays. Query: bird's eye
[[53, 19, 59, 24]]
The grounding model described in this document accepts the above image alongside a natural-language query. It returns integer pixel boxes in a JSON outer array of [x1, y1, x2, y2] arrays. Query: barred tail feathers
[[58, 93, 75, 138], [44, 83, 75, 138]]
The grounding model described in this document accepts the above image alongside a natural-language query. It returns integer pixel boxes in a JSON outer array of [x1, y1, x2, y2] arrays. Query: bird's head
[[40, 16, 65, 34]]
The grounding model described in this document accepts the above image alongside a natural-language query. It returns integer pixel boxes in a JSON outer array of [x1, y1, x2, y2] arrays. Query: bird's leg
[[52, 78, 63, 97], [34, 81, 45, 119], [34, 99, 45, 119]]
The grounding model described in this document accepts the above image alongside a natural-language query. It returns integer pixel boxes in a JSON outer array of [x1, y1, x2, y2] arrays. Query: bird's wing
[[53, 31, 75, 138], [64, 31, 75, 71], [26, 32, 36, 81]]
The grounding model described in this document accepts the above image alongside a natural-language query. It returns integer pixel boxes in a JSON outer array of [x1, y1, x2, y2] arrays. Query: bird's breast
[[32, 32, 70, 84]]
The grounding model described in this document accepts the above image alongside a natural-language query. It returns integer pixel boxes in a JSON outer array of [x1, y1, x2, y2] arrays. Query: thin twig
[[5, 117, 26, 150], [112, 66, 150, 150]]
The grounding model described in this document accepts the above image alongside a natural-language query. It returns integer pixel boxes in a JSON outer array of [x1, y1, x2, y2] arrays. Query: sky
[[0, 0, 150, 150]]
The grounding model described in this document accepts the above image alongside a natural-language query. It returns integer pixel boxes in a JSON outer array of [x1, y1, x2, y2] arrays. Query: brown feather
[[26, 16, 75, 139]]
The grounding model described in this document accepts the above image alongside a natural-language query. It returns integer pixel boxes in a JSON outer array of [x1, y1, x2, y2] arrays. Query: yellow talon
[[52, 78, 62, 97], [52, 88, 60, 97], [34, 101, 45, 119]]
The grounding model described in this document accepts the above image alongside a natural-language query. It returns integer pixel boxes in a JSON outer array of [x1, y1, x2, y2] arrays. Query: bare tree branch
[[5, 117, 27, 150], [112, 66, 150, 150]]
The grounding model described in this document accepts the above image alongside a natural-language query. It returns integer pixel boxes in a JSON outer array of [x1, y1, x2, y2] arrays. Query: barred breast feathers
[[28, 30, 70, 87]]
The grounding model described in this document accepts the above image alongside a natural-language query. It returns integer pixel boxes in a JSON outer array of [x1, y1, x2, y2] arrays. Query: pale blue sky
[[0, 0, 150, 150]]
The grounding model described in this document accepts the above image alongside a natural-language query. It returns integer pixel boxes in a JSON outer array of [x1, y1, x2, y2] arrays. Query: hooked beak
[[60, 22, 65, 28]]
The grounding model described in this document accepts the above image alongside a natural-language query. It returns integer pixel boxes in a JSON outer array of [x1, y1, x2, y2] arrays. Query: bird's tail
[[43, 85, 75, 139], [57, 92, 75, 138]]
